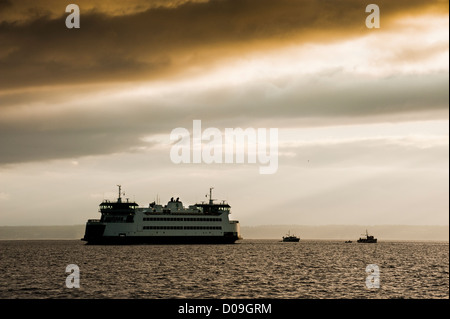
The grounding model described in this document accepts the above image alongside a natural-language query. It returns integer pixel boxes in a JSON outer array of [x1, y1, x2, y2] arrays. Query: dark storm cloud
[[0, 130, 146, 164], [0, 0, 447, 90], [0, 70, 447, 165], [0, 0, 447, 165], [0, 0, 12, 11]]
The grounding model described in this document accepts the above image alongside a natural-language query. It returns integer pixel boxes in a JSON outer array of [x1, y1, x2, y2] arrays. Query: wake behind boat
[[82, 186, 241, 244]]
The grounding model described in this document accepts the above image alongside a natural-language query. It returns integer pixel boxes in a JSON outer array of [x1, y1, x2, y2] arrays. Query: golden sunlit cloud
[[0, 0, 448, 228], [0, 0, 447, 90]]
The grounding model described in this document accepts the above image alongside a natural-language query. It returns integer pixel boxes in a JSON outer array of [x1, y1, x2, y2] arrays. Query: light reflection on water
[[0, 240, 448, 299]]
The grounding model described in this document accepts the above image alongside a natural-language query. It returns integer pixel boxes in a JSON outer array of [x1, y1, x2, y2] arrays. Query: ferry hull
[[82, 234, 240, 245]]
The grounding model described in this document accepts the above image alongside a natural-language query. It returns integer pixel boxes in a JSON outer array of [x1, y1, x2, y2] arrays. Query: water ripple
[[0, 240, 448, 299]]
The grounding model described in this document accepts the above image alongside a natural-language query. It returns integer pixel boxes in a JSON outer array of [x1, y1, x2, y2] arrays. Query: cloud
[[0, 0, 208, 24], [0, 0, 12, 11], [0, 68, 448, 165], [0, 0, 447, 90], [0, 192, 11, 201], [278, 135, 449, 170], [0, 0, 447, 166], [1, 1, 447, 229], [0, 120, 447, 226]]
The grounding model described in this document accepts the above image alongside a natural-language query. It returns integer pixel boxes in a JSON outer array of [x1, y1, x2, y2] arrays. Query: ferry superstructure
[[82, 186, 241, 244]]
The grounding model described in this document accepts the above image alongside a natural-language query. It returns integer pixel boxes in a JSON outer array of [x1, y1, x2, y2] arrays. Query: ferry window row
[[143, 217, 221, 222], [143, 226, 222, 230]]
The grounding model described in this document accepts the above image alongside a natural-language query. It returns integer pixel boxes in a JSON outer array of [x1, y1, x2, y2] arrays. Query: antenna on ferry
[[117, 185, 122, 203], [209, 187, 214, 205]]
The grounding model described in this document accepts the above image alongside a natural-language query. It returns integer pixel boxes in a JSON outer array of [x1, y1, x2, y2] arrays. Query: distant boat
[[357, 230, 377, 243], [345, 240, 352, 243], [282, 231, 300, 242]]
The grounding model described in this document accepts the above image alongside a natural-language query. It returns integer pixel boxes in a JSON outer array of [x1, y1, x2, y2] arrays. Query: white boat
[[82, 186, 241, 244]]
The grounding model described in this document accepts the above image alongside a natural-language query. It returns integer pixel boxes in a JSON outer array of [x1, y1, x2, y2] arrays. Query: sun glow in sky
[[0, 0, 448, 227]]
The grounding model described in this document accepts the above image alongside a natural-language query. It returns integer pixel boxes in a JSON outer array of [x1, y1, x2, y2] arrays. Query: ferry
[[82, 186, 241, 244]]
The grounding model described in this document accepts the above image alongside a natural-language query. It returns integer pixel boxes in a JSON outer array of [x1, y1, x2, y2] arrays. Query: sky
[[0, 0, 448, 227]]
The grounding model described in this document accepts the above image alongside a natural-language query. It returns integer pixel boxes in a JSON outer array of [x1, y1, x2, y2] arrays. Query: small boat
[[282, 231, 300, 242], [345, 240, 352, 243], [357, 230, 377, 243]]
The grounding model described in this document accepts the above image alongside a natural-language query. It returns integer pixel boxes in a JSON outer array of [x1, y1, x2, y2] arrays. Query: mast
[[209, 187, 214, 205], [117, 184, 122, 203]]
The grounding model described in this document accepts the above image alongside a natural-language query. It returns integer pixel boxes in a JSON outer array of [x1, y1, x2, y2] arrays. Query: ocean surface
[[0, 240, 448, 299]]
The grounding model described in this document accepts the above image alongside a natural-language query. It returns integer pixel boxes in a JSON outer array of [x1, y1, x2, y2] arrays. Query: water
[[0, 240, 448, 299]]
